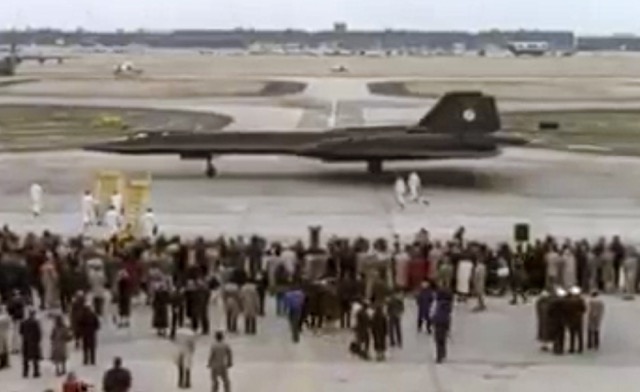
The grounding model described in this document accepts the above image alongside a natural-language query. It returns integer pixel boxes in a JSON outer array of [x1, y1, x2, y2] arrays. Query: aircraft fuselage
[[84, 91, 528, 176]]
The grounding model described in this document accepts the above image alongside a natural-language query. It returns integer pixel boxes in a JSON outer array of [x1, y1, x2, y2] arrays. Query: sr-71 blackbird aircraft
[[85, 91, 528, 177]]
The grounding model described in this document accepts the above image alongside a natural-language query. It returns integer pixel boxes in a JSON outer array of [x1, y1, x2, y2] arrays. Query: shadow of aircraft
[[152, 164, 516, 192]]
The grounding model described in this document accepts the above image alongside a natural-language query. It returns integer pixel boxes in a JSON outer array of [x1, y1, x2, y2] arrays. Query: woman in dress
[[50, 315, 71, 376]]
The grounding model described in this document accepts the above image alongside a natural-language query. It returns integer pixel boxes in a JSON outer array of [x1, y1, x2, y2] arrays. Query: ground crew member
[[111, 190, 123, 216], [29, 182, 43, 217], [394, 176, 407, 209], [407, 171, 420, 200], [587, 291, 605, 350], [208, 331, 233, 392], [407, 171, 428, 204], [104, 205, 121, 238], [81, 190, 96, 228], [141, 207, 158, 239]]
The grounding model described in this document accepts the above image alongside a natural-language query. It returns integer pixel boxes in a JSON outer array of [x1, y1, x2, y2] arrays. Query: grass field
[[369, 79, 640, 102], [0, 105, 231, 151], [503, 110, 640, 155]]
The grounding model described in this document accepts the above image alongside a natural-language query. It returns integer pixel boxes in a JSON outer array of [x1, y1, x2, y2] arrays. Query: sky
[[2, 0, 638, 34]]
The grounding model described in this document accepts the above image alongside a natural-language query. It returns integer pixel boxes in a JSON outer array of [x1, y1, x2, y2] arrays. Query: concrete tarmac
[[2, 297, 639, 392], [3, 145, 640, 242]]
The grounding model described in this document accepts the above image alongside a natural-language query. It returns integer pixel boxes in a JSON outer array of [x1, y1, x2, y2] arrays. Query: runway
[[3, 57, 640, 242]]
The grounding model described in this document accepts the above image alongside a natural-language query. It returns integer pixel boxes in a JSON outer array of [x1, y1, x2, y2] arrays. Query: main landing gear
[[205, 156, 218, 178], [367, 160, 383, 175]]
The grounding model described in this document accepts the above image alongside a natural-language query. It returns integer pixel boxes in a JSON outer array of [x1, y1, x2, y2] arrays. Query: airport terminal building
[[0, 27, 584, 53]]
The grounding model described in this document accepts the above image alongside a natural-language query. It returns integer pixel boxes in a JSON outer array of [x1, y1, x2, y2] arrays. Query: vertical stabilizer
[[328, 100, 338, 128], [418, 91, 501, 133]]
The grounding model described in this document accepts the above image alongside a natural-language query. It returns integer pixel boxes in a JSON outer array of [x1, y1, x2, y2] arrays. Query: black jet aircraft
[[85, 91, 527, 177]]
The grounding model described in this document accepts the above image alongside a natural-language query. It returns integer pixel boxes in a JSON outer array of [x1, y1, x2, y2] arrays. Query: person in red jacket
[[62, 372, 91, 392]]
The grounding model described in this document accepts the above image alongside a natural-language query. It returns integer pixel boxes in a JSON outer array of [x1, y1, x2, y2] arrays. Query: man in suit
[[208, 332, 233, 392], [19, 309, 41, 378], [79, 305, 100, 365]]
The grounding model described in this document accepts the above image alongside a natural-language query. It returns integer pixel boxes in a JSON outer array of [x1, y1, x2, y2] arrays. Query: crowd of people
[[0, 222, 632, 390]]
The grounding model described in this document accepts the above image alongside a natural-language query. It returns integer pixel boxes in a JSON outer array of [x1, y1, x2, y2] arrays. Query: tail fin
[[328, 100, 338, 128], [418, 91, 501, 133]]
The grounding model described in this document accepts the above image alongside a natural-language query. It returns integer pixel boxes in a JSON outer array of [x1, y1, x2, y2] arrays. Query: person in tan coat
[[472, 261, 487, 312], [240, 282, 260, 335], [223, 282, 241, 333], [174, 328, 196, 389], [587, 291, 605, 350], [50, 315, 71, 376]]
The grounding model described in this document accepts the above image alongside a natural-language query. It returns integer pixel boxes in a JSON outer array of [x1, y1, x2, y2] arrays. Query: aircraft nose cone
[[83, 141, 120, 153]]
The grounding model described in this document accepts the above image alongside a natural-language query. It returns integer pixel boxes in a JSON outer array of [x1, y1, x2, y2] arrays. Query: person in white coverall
[[407, 172, 420, 200], [141, 208, 157, 239], [407, 171, 429, 205], [111, 191, 123, 216], [81, 190, 96, 228], [394, 176, 407, 209], [29, 183, 43, 217], [104, 205, 121, 237]]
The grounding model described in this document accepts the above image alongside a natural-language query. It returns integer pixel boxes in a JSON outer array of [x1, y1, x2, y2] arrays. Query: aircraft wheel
[[367, 160, 383, 175], [206, 159, 217, 178]]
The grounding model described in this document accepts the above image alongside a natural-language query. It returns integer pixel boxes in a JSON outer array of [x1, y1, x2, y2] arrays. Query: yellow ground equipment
[[93, 170, 151, 237], [91, 114, 128, 130], [123, 173, 152, 236], [94, 170, 125, 212]]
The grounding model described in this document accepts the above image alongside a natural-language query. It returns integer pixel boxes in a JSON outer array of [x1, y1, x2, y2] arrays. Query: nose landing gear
[[206, 156, 217, 178]]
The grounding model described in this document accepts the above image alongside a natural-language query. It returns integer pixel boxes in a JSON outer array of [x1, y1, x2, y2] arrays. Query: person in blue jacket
[[416, 280, 436, 334], [283, 286, 305, 343], [432, 288, 454, 363]]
